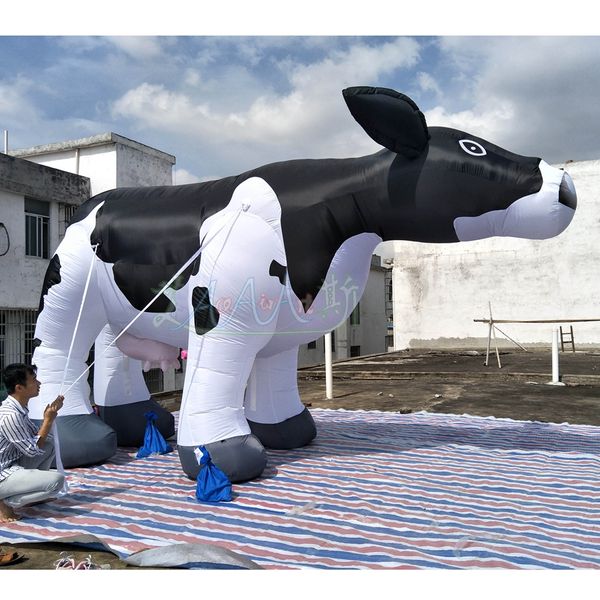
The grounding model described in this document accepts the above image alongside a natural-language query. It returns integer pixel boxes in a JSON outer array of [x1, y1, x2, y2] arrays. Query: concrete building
[[9, 132, 174, 196], [2, 133, 176, 394], [390, 159, 600, 351], [0, 152, 90, 386]]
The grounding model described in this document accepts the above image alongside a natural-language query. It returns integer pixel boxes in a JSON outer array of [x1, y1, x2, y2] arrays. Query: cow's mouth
[[558, 172, 577, 210]]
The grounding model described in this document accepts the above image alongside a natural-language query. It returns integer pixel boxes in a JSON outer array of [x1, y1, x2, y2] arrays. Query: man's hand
[[43, 395, 64, 421]]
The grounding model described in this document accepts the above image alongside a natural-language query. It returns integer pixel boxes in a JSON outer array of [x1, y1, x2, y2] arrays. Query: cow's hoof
[[248, 407, 317, 449], [97, 399, 175, 447], [32, 413, 118, 468], [178, 434, 267, 483]]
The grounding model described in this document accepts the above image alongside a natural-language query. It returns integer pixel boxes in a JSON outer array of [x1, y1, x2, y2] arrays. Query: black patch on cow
[[38, 254, 62, 313], [269, 260, 287, 285], [113, 261, 197, 313], [191, 286, 219, 335], [33, 338, 42, 348]]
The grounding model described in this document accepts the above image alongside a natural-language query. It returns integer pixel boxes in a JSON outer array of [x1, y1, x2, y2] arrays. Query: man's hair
[[2, 363, 37, 394]]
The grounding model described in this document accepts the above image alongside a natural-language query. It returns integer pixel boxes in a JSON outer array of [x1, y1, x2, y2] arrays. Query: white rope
[[59, 244, 99, 395], [52, 244, 99, 490]]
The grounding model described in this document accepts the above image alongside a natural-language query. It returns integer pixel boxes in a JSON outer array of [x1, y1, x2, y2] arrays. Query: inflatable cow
[[29, 86, 577, 481]]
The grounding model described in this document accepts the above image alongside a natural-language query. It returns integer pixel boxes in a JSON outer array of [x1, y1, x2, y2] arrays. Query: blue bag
[[136, 411, 173, 458], [195, 446, 232, 503]]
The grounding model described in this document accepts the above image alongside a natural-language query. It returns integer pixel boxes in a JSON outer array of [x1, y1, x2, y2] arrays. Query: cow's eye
[[459, 139, 487, 157]]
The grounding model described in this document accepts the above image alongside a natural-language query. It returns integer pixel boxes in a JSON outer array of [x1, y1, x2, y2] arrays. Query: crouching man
[[0, 363, 65, 523]]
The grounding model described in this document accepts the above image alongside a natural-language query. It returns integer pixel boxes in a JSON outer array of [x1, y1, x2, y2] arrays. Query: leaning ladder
[[559, 325, 576, 352]]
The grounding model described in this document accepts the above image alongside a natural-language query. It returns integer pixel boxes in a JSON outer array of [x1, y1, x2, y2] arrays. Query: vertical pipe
[[75, 148, 80, 174], [325, 332, 333, 400], [3, 130, 7, 153], [485, 321, 492, 367], [551, 327, 560, 383]]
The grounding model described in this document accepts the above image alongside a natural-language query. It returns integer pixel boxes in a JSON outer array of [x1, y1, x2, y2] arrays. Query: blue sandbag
[[136, 411, 173, 458], [195, 446, 232, 503]]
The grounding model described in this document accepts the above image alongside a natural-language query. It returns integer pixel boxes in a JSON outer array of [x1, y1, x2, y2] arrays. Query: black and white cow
[[30, 87, 577, 481]]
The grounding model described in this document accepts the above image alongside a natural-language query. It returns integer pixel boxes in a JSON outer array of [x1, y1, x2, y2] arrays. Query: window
[[25, 198, 50, 258], [143, 369, 164, 394], [350, 345, 361, 357], [0, 309, 38, 374], [59, 203, 79, 240], [307, 340, 317, 350], [350, 303, 361, 326], [385, 272, 393, 302]]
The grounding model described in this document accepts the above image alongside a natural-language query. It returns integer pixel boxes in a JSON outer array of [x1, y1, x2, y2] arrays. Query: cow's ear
[[343, 87, 430, 158]]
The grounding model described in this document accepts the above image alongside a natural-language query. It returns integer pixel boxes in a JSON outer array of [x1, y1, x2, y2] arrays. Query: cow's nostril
[[559, 172, 577, 210]]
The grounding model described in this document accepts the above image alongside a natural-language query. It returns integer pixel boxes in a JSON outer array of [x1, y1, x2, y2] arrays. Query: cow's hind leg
[[244, 347, 316, 449], [30, 221, 117, 467]]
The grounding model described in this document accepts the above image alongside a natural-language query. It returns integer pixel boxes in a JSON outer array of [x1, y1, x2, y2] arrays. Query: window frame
[[25, 199, 50, 259]]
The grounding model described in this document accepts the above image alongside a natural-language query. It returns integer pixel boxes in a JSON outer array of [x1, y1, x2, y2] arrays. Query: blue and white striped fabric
[[1, 409, 598, 569]]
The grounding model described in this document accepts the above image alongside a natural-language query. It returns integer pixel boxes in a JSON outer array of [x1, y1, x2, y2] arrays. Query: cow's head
[[343, 86, 576, 243]]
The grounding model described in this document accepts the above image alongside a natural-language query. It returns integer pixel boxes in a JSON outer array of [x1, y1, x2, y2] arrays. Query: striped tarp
[[1, 409, 599, 569]]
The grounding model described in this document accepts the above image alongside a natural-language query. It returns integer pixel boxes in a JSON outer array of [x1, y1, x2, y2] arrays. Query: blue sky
[[2, 4, 599, 186]]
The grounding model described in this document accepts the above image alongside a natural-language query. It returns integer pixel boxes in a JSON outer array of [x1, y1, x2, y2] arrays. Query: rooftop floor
[[295, 348, 600, 427]]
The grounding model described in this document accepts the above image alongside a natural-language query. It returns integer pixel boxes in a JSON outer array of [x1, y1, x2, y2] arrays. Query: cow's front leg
[[244, 347, 316, 449], [177, 209, 284, 483]]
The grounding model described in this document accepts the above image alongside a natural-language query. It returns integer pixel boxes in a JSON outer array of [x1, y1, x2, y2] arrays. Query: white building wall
[[391, 159, 600, 349], [11, 133, 175, 196], [116, 143, 173, 188], [20, 147, 117, 196], [355, 268, 387, 354], [297, 260, 389, 367], [78, 147, 118, 195], [0, 190, 49, 309]]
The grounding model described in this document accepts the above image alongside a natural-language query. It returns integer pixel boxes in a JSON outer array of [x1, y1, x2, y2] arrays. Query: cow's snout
[[558, 171, 577, 210]]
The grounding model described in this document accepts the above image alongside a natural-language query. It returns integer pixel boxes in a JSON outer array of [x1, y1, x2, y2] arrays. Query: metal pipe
[[325, 332, 333, 400], [551, 327, 560, 383], [548, 327, 565, 385]]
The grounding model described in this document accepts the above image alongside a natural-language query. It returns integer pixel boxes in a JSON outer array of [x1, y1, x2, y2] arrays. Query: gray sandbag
[[33, 413, 117, 468], [178, 434, 267, 483], [248, 406, 316, 449], [97, 398, 175, 447]]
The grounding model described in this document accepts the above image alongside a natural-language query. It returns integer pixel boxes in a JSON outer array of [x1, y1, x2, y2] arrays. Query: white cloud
[[425, 101, 516, 142], [416, 71, 442, 97], [0, 77, 39, 123], [0, 75, 110, 151], [430, 37, 600, 162], [173, 168, 202, 184], [111, 38, 422, 173], [106, 36, 164, 60], [184, 69, 202, 87]]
